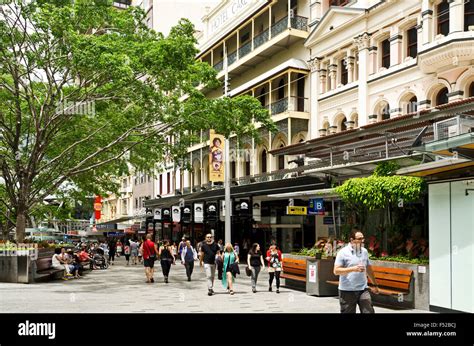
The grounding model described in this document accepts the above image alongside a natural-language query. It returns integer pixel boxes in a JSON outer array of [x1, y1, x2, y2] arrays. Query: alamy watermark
[[0, 243, 39, 260], [55, 100, 96, 117]]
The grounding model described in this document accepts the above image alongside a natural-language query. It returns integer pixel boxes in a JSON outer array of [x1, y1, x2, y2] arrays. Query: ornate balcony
[[253, 29, 269, 49], [238, 41, 252, 59]]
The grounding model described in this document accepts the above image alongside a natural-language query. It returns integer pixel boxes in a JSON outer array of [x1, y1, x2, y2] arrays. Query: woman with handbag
[[159, 240, 176, 283], [247, 243, 265, 293], [266, 242, 282, 293], [221, 242, 239, 295], [141, 234, 158, 283]]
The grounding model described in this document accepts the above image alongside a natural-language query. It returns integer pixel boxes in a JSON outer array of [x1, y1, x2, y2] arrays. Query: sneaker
[[230, 290, 234, 295], [187, 277, 191, 282], [276, 289, 280, 293], [210, 288, 214, 294], [165, 277, 168, 283], [150, 278, 154, 283], [62, 277, 69, 281], [252, 288, 257, 293], [208, 289, 213, 296], [268, 286, 272, 292]]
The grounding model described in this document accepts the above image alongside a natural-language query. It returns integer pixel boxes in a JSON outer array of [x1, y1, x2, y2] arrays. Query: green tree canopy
[[0, 0, 274, 240]]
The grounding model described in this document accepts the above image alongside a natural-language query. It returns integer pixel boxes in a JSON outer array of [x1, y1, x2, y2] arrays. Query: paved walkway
[[0, 256, 427, 313]]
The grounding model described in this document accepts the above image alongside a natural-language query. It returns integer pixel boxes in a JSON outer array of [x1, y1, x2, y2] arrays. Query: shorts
[[144, 258, 155, 268]]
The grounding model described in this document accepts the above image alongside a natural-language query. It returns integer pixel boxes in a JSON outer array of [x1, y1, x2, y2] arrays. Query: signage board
[[252, 200, 261, 222], [286, 206, 307, 215], [172, 206, 181, 223], [194, 203, 204, 223], [308, 198, 325, 215], [309, 264, 316, 283]]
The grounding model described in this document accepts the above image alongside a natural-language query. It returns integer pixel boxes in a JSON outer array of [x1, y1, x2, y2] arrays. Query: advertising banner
[[194, 203, 204, 223], [209, 130, 225, 182], [172, 206, 181, 223]]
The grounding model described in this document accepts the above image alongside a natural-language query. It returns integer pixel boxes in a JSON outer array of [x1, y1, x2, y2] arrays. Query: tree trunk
[[16, 211, 27, 242]]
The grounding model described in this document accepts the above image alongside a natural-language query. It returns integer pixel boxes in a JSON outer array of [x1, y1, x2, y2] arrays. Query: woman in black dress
[[159, 240, 176, 283]]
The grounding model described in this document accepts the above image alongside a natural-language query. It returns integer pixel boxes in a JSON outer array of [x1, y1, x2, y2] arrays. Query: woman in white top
[[52, 247, 72, 280]]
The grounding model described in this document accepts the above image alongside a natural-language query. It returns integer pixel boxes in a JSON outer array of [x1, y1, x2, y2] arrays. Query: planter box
[[371, 260, 429, 311], [306, 258, 338, 296], [0, 255, 31, 283], [282, 254, 338, 296]]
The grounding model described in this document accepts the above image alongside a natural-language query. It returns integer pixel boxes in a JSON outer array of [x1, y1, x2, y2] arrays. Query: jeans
[[338, 289, 375, 313], [204, 264, 216, 290], [184, 261, 194, 279], [250, 266, 261, 290]]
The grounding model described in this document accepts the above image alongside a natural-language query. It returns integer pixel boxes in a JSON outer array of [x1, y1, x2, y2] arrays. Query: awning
[[267, 187, 338, 199], [396, 158, 474, 177]]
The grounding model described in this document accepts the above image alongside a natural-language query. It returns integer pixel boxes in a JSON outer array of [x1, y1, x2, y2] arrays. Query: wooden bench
[[281, 258, 306, 290], [32, 257, 65, 282], [327, 265, 414, 308]]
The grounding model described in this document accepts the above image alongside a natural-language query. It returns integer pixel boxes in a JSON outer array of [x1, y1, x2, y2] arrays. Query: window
[[159, 174, 163, 195], [406, 96, 418, 114], [436, 87, 449, 106], [278, 144, 285, 170], [245, 160, 251, 176], [470, 82, 474, 97], [258, 88, 266, 107], [381, 38, 390, 69], [166, 172, 171, 193], [340, 59, 348, 85], [437, 0, 449, 36], [329, 0, 349, 6], [340, 117, 347, 131], [122, 178, 127, 188], [231, 160, 236, 179], [277, 79, 285, 100], [466, 0, 474, 31], [135, 198, 138, 209], [407, 26, 417, 58], [261, 150, 267, 173], [240, 32, 250, 43]]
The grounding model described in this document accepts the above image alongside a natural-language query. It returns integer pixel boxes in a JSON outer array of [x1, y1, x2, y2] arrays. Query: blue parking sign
[[308, 198, 324, 215]]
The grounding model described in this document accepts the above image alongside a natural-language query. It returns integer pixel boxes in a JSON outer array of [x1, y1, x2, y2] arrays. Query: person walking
[[215, 249, 223, 280], [181, 240, 197, 281], [116, 240, 123, 258], [333, 229, 380, 313], [178, 237, 187, 259], [217, 239, 224, 252], [138, 239, 143, 264], [141, 234, 158, 283], [130, 238, 139, 265], [124, 242, 131, 265], [266, 242, 282, 293], [159, 240, 175, 283], [247, 243, 265, 293], [199, 233, 220, 296], [221, 242, 239, 295], [233, 242, 240, 257], [108, 240, 116, 265]]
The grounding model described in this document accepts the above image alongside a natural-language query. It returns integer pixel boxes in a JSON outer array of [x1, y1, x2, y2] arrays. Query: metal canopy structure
[[269, 98, 474, 181]]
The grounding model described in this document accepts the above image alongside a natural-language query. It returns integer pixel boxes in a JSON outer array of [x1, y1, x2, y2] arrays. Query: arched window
[[278, 79, 285, 100], [436, 87, 449, 106], [469, 82, 474, 97], [261, 149, 267, 173], [437, 0, 449, 36], [381, 103, 390, 120], [466, 0, 474, 31], [340, 116, 347, 131], [278, 144, 285, 170]]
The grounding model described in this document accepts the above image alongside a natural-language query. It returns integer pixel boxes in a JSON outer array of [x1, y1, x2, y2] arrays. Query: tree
[[0, 0, 274, 241]]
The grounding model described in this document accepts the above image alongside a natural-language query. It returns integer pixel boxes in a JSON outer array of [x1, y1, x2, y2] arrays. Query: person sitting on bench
[[52, 248, 73, 280]]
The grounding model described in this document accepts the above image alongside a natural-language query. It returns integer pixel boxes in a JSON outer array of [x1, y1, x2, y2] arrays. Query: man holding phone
[[333, 229, 379, 313]]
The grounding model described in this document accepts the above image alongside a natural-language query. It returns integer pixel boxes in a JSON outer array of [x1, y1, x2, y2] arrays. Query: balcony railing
[[238, 41, 252, 59], [228, 50, 238, 65], [211, 15, 308, 72], [271, 98, 288, 115], [253, 29, 269, 49], [213, 60, 223, 72], [291, 15, 308, 31]]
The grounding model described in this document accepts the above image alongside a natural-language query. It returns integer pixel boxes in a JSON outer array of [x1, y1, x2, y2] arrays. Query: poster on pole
[[209, 130, 225, 182]]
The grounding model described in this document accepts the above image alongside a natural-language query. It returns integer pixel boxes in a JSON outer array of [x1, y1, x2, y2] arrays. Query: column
[[237, 30, 240, 59], [251, 19, 255, 51], [368, 37, 378, 74], [269, 5, 272, 39], [389, 27, 402, 66], [449, 0, 464, 34], [354, 32, 370, 127], [287, 71, 291, 110], [309, 58, 320, 138], [421, 0, 433, 45], [288, 0, 291, 28], [346, 49, 355, 84], [416, 16, 423, 54], [328, 57, 337, 90], [319, 63, 327, 94]]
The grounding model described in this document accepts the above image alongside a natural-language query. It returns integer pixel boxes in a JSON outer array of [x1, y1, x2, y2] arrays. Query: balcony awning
[[396, 158, 474, 177], [228, 58, 308, 97], [266, 187, 338, 199]]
